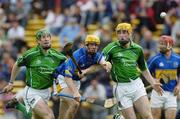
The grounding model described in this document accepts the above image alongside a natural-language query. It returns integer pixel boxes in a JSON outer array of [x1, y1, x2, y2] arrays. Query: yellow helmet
[[116, 23, 132, 34], [85, 35, 100, 45]]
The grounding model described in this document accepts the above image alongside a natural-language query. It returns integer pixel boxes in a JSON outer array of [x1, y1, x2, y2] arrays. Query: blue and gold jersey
[[65, 47, 103, 81], [148, 52, 180, 92], [52, 62, 66, 79]]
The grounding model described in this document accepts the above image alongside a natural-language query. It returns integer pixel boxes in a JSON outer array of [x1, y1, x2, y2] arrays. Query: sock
[[15, 103, 32, 119]]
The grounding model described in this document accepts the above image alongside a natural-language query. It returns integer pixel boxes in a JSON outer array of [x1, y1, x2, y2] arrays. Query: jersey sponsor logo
[[39, 67, 53, 74], [117, 52, 123, 57], [36, 60, 41, 65], [155, 69, 177, 83], [121, 59, 136, 67]]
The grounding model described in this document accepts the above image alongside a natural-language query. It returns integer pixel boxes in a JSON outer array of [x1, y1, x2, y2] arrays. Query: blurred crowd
[[0, 0, 180, 119]]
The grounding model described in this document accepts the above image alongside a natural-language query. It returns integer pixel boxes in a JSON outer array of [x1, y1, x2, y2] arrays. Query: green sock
[[15, 103, 32, 119]]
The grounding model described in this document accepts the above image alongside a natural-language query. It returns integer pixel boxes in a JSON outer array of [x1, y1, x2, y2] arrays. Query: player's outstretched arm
[[64, 77, 81, 102], [3, 62, 21, 93], [99, 57, 112, 72], [142, 69, 163, 96]]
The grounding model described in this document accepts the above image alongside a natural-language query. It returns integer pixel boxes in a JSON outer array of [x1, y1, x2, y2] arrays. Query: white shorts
[[113, 78, 147, 110], [53, 75, 68, 94], [151, 90, 177, 109], [15, 89, 24, 100], [53, 75, 81, 94], [23, 86, 51, 112], [73, 80, 81, 90], [60, 80, 81, 96]]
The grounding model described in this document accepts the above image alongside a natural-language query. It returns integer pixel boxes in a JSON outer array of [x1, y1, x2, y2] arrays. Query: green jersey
[[103, 41, 147, 83], [17, 45, 66, 89]]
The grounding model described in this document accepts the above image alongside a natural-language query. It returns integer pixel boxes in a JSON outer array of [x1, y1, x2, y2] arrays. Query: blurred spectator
[[114, 0, 129, 24], [13, 38, 27, 54], [59, 17, 80, 46], [70, 4, 82, 24], [136, 0, 156, 31], [45, 7, 65, 35], [93, 24, 112, 51], [7, 19, 25, 41], [77, 0, 97, 26], [4, 12, 17, 30], [72, 27, 86, 51], [32, 0, 44, 17], [0, 8, 7, 29], [0, 52, 15, 82], [102, 0, 113, 23], [152, 0, 168, 24], [61, 0, 76, 9], [97, 69, 113, 98], [0, 63, 9, 89], [140, 30, 157, 60], [13, 0, 29, 27], [1, 41, 18, 60], [0, 29, 7, 45], [93, 0, 106, 24], [171, 16, 180, 47], [83, 76, 107, 119], [162, 2, 179, 35]]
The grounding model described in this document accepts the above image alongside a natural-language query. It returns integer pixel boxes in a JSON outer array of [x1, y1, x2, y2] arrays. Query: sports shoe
[[6, 98, 18, 109]]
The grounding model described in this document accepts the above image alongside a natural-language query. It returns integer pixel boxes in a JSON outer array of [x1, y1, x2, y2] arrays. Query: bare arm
[[81, 65, 101, 75], [65, 77, 81, 100], [99, 56, 112, 72], [173, 77, 180, 96], [3, 62, 21, 92], [142, 69, 156, 85], [78, 57, 111, 78], [10, 62, 21, 82], [142, 69, 163, 95]]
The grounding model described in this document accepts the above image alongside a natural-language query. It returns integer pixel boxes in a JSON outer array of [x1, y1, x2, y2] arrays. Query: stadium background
[[0, 0, 179, 119]]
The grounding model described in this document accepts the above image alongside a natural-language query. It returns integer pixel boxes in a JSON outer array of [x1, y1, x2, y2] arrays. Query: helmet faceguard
[[159, 35, 174, 53]]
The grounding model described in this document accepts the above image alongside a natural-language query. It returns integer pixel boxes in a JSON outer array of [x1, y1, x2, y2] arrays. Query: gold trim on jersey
[[155, 69, 177, 83]]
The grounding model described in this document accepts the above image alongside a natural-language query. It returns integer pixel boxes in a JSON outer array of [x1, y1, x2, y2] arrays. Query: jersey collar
[[37, 45, 51, 55], [159, 50, 174, 59], [116, 40, 135, 48]]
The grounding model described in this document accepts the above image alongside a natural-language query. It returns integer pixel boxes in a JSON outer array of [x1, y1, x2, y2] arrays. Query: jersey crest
[[159, 62, 164, 67]]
